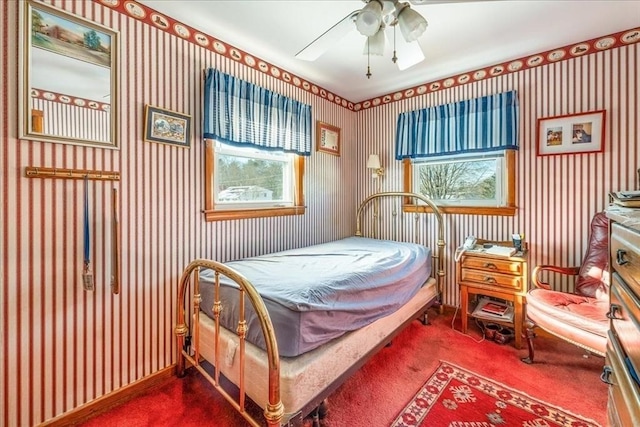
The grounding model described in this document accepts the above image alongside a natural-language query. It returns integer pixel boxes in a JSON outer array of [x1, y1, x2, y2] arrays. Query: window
[[204, 140, 305, 221], [215, 142, 293, 208], [396, 91, 518, 215], [413, 152, 504, 206], [202, 69, 310, 221], [403, 150, 516, 215]]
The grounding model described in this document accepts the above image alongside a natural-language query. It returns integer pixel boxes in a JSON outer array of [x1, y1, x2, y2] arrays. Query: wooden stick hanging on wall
[[25, 166, 120, 181], [111, 188, 120, 295]]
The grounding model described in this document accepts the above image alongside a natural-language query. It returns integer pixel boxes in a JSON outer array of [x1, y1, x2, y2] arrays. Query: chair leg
[[521, 321, 536, 364]]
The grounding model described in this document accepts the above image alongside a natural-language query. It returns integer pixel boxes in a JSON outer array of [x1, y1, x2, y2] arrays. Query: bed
[[175, 192, 445, 426]]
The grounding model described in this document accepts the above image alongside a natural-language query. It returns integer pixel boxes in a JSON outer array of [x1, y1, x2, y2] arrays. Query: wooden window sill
[[403, 204, 517, 216], [203, 206, 306, 221]]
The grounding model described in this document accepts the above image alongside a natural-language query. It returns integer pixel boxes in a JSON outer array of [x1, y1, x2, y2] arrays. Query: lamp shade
[[397, 6, 428, 42], [363, 28, 387, 56], [356, 0, 383, 37], [367, 154, 382, 169]]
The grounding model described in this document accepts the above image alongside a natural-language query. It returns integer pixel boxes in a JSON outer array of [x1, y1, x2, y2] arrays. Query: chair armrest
[[531, 265, 581, 290]]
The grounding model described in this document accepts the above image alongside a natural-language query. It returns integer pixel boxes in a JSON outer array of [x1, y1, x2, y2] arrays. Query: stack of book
[[611, 191, 640, 208], [471, 297, 514, 322]]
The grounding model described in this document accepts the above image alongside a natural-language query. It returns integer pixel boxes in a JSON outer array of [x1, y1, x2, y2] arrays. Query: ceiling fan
[[295, 0, 457, 78]]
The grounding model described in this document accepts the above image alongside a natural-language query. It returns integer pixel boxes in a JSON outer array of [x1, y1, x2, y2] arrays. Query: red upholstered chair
[[522, 212, 610, 363]]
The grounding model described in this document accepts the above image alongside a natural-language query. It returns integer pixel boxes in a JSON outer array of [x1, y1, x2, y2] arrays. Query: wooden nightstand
[[456, 240, 528, 349]]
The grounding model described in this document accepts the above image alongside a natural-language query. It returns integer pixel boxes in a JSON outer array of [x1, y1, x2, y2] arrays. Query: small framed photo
[[537, 110, 605, 156], [144, 105, 191, 148], [316, 121, 340, 156]]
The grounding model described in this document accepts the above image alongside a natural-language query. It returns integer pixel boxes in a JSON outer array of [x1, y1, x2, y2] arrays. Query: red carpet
[[80, 309, 607, 426], [391, 361, 601, 427]]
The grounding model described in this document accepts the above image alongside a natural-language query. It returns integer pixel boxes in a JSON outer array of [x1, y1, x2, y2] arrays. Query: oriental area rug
[[390, 361, 601, 427]]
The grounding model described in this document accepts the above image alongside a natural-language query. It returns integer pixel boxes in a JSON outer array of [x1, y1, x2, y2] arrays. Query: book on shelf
[[481, 301, 509, 316], [472, 297, 514, 322]]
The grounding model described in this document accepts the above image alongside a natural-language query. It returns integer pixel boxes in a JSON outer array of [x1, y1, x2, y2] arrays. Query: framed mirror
[[19, 0, 118, 149]]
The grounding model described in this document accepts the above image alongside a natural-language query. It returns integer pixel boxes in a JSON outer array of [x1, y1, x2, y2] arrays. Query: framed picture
[[316, 121, 340, 156], [537, 110, 605, 156], [144, 105, 191, 148]]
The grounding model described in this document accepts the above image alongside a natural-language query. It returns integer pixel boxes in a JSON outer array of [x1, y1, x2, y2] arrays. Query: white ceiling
[[138, 0, 640, 102]]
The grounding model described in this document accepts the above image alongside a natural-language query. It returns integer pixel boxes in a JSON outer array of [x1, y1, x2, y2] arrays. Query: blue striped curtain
[[203, 69, 312, 156], [395, 91, 518, 159]]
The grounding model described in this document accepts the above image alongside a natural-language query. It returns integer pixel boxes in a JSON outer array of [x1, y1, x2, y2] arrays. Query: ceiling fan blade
[[295, 10, 359, 61], [395, 37, 425, 70]]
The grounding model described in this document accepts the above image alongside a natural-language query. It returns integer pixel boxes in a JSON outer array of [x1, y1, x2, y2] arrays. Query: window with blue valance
[[395, 90, 519, 160], [203, 68, 312, 156]]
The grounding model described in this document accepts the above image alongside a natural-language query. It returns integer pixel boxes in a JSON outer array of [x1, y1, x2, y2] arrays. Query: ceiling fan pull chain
[[366, 38, 372, 79], [392, 24, 398, 64]]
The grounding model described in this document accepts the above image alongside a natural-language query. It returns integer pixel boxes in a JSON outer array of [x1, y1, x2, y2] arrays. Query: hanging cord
[[83, 175, 94, 291], [366, 37, 372, 79]]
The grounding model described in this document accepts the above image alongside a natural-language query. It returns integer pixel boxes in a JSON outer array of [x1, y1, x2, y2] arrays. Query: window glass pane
[[413, 155, 502, 205], [215, 143, 292, 206]]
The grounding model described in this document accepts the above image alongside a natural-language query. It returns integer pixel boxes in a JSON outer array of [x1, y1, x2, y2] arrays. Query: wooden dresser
[[457, 241, 528, 349], [605, 207, 640, 426]]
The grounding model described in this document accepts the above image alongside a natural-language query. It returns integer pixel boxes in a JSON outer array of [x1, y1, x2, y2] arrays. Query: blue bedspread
[[199, 236, 432, 356]]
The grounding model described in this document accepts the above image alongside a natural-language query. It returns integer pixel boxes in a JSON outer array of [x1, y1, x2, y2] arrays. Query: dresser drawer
[[461, 256, 523, 276], [461, 268, 524, 291], [610, 273, 640, 376], [611, 223, 640, 296], [605, 331, 640, 427]]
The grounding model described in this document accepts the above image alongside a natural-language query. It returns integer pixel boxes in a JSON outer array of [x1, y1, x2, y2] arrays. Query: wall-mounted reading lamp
[[366, 154, 385, 179], [367, 154, 385, 195]]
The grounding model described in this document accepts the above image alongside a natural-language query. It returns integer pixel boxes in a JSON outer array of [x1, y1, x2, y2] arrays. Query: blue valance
[[203, 69, 312, 156], [395, 90, 519, 160]]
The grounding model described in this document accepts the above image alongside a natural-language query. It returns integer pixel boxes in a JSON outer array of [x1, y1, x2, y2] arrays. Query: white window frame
[[411, 151, 506, 207], [213, 141, 295, 210]]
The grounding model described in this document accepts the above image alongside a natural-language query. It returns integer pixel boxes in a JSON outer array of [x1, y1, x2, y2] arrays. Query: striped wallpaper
[[356, 43, 639, 304], [1, 1, 638, 425], [31, 97, 111, 143]]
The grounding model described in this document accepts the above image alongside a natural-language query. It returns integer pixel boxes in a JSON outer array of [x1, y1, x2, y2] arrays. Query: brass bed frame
[[175, 192, 445, 426]]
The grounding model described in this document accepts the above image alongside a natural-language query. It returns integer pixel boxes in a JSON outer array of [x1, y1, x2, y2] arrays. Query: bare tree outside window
[[416, 159, 497, 201]]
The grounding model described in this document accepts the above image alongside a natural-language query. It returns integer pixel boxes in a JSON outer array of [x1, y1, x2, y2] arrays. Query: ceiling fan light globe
[[356, 0, 383, 36], [363, 28, 387, 56], [397, 6, 428, 42]]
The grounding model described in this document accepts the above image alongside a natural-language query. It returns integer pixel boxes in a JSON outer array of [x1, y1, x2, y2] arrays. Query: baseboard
[[40, 364, 177, 426]]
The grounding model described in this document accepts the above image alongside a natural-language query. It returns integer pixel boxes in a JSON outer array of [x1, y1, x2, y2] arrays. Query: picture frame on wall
[[144, 105, 191, 148], [537, 110, 605, 156], [316, 121, 340, 156]]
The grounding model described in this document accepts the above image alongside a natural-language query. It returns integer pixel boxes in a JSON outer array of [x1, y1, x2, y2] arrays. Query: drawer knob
[[616, 249, 629, 265], [483, 262, 497, 270], [483, 276, 497, 284], [600, 366, 613, 385], [606, 304, 623, 320]]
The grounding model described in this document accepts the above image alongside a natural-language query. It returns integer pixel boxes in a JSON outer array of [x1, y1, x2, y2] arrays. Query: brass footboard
[[175, 259, 283, 427]]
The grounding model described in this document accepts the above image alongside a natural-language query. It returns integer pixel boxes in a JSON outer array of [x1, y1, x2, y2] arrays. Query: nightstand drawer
[[461, 269, 524, 291], [461, 256, 523, 276], [611, 223, 640, 296]]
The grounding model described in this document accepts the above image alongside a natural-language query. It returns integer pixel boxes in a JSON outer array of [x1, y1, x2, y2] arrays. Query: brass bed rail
[[175, 192, 444, 426], [175, 259, 284, 427]]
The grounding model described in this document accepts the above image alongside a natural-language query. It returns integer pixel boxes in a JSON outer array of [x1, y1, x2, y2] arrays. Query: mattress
[[197, 278, 437, 418], [199, 236, 432, 356]]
